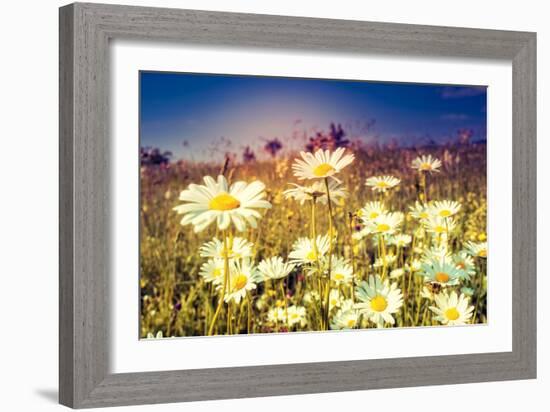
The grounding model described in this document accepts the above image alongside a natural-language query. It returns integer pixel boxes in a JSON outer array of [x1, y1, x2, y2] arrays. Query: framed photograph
[[59, 2, 536, 408]]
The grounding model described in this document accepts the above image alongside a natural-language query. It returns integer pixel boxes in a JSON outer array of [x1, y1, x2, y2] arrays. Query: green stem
[[208, 231, 230, 336], [280, 280, 289, 331], [324, 178, 335, 330]]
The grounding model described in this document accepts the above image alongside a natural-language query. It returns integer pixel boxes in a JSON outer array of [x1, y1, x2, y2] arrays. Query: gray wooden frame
[[59, 2, 536, 409]]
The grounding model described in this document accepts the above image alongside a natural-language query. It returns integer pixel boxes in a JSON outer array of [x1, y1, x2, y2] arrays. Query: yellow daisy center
[[209, 193, 241, 211], [478, 249, 487, 257], [333, 273, 345, 281], [419, 163, 432, 171], [233, 274, 248, 291], [377, 223, 391, 232], [313, 163, 335, 177], [213, 268, 222, 278], [376, 181, 390, 188], [346, 319, 356, 328], [439, 209, 452, 217], [445, 307, 460, 321], [435, 272, 449, 283], [369, 212, 379, 219], [370, 295, 388, 312], [434, 225, 446, 233], [291, 313, 299, 320], [420, 212, 429, 219], [306, 250, 317, 261]]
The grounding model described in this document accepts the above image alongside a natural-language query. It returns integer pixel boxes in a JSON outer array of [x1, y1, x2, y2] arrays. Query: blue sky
[[140, 71, 487, 161]]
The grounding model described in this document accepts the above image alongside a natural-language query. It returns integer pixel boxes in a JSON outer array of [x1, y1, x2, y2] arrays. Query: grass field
[[140, 142, 487, 338]]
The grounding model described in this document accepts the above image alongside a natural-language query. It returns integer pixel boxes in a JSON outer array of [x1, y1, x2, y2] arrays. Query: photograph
[[139, 71, 488, 338]]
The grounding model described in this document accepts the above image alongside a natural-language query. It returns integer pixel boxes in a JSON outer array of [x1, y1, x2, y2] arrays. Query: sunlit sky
[[140, 71, 487, 161]]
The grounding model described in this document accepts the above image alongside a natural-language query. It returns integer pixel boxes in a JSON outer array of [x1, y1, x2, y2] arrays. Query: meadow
[[140, 140, 487, 338]]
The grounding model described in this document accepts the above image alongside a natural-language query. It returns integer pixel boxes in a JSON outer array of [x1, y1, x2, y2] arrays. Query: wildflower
[[329, 289, 342, 311], [222, 259, 263, 303], [430, 200, 461, 218], [330, 257, 354, 285], [288, 235, 330, 266], [411, 154, 442, 173], [358, 201, 387, 221], [365, 175, 401, 192], [422, 245, 452, 263], [258, 256, 295, 280], [366, 212, 404, 235], [292, 147, 355, 181], [409, 201, 432, 220], [373, 253, 397, 268], [283, 180, 348, 205], [389, 233, 412, 248], [429, 291, 474, 325], [453, 251, 476, 279], [199, 237, 253, 260], [420, 259, 461, 286], [287, 305, 308, 327], [267, 307, 286, 324], [355, 275, 403, 327], [199, 258, 225, 284], [331, 305, 360, 330], [390, 268, 405, 279], [422, 215, 457, 235], [173, 175, 271, 232], [465, 241, 487, 258]]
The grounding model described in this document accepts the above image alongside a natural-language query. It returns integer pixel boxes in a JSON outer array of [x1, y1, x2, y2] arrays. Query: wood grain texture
[[59, 2, 537, 408]]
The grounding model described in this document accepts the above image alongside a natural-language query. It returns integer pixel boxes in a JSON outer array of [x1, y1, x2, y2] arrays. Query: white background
[[112, 42, 512, 373], [0, 0, 546, 411]]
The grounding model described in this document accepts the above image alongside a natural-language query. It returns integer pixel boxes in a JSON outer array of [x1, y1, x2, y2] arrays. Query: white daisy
[[329, 289, 342, 311], [365, 175, 401, 192], [292, 147, 355, 181], [368, 212, 404, 236], [405, 259, 422, 273], [267, 307, 286, 324], [358, 201, 387, 221], [331, 304, 360, 330], [429, 291, 474, 325], [287, 305, 308, 327], [411, 154, 442, 173], [302, 291, 321, 305], [199, 237, 253, 260], [199, 258, 225, 284], [390, 268, 405, 279], [283, 180, 348, 205], [422, 245, 452, 264], [453, 251, 476, 279], [330, 257, 354, 285], [373, 253, 397, 268], [389, 233, 412, 248], [420, 259, 461, 286], [430, 200, 461, 218], [222, 259, 262, 303], [173, 175, 271, 232], [288, 235, 330, 266], [422, 215, 457, 235], [355, 275, 403, 327], [465, 241, 487, 258], [257, 256, 295, 280], [409, 201, 432, 220]]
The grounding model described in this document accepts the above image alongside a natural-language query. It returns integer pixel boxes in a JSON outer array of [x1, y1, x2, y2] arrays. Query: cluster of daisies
[[173, 149, 487, 335]]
